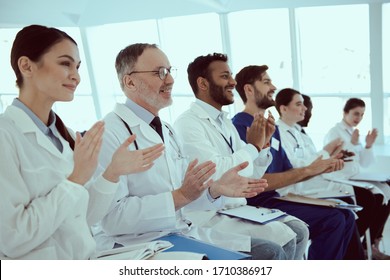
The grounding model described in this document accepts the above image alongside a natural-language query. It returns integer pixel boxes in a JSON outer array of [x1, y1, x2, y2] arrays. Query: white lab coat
[[324, 121, 390, 202], [0, 105, 118, 259], [324, 121, 375, 177], [276, 119, 354, 198], [93, 103, 295, 252], [173, 102, 298, 246]]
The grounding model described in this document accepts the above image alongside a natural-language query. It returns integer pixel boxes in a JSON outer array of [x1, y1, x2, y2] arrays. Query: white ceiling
[[0, 0, 388, 28]]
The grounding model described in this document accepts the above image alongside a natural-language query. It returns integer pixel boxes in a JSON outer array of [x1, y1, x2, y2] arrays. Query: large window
[[228, 9, 292, 89], [383, 2, 390, 144], [228, 8, 292, 115], [0, 28, 20, 95], [383, 3, 390, 94], [0, 28, 20, 112], [1, 3, 388, 145], [160, 13, 223, 95], [296, 5, 370, 94]]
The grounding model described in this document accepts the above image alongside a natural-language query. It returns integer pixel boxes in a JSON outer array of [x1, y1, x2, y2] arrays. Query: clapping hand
[[323, 138, 344, 157], [173, 159, 216, 209], [264, 111, 276, 148], [103, 135, 164, 182], [365, 128, 378, 148], [69, 121, 105, 185], [307, 155, 344, 176], [351, 129, 360, 145], [209, 161, 268, 199], [246, 112, 266, 152]]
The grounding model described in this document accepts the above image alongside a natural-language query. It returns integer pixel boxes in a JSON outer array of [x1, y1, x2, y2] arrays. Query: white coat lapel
[[190, 102, 225, 135], [113, 103, 163, 144], [4, 106, 63, 159]]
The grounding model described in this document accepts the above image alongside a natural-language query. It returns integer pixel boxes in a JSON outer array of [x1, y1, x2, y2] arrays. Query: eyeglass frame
[[127, 66, 177, 80]]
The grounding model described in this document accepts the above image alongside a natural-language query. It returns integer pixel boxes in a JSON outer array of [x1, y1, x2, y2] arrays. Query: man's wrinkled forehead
[[136, 47, 170, 69]]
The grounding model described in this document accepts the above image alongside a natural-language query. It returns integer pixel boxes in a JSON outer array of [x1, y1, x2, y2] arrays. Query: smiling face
[[343, 106, 365, 127], [253, 72, 277, 110], [280, 93, 307, 124], [206, 60, 236, 109], [29, 39, 81, 103], [130, 47, 174, 115]]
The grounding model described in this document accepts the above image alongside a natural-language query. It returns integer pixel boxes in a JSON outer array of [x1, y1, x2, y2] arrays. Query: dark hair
[[115, 43, 158, 90], [235, 65, 269, 104], [343, 98, 365, 113], [11, 24, 77, 89], [187, 53, 228, 96], [298, 94, 312, 127], [275, 88, 301, 115], [301, 94, 312, 108]]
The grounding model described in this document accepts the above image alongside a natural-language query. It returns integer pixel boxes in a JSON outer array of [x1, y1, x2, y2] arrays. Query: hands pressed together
[[306, 155, 344, 177], [246, 111, 275, 151]]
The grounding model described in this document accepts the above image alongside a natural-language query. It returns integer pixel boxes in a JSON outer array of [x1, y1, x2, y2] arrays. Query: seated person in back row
[[324, 97, 390, 259]]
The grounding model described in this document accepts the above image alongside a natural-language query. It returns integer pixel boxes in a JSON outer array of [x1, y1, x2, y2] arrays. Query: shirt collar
[[195, 99, 228, 123], [276, 119, 294, 130], [125, 98, 155, 125], [12, 98, 57, 136]]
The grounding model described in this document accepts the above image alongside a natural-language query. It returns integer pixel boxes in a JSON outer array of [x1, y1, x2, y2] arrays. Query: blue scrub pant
[[249, 198, 358, 260]]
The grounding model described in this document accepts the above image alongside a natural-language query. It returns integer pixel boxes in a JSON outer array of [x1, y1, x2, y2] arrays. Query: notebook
[[155, 234, 250, 260], [91, 240, 173, 260]]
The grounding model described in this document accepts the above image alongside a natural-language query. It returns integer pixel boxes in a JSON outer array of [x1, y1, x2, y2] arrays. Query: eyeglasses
[[127, 67, 177, 80]]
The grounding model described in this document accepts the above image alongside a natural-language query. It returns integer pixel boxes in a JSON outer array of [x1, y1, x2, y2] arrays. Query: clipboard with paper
[[350, 172, 390, 183], [276, 193, 363, 211], [217, 205, 287, 224], [324, 177, 374, 190]]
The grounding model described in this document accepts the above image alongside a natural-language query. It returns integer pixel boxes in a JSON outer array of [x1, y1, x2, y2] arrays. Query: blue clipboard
[[154, 234, 251, 260]]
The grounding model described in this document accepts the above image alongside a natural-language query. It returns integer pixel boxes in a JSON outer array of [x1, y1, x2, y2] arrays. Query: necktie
[[150, 116, 164, 142], [301, 128, 307, 135]]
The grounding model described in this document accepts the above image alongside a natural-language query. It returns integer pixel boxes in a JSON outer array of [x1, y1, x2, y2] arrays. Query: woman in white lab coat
[[0, 25, 163, 259], [324, 97, 390, 258], [273, 88, 350, 197]]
